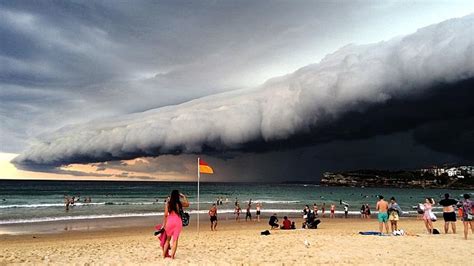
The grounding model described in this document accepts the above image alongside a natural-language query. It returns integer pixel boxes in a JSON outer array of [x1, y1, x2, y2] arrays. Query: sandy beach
[[1, 216, 472, 265]]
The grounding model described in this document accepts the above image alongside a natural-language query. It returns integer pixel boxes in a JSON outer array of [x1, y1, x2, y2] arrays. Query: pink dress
[[423, 203, 432, 221], [165, 211, 183, 241]]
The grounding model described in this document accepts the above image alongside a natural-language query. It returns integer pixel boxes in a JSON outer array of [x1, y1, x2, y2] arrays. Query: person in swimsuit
[[376, 195, 389, 234], [162, 190, 189, 259], [330, 204, 335, 218], [234, 203, 241, 221], [256, 202, 262, 222], [313, 203, 319, 217], [245, 203, 252, 221], [422, 197, 435, 234], [457, 194, 473, 240], [208, 203, 218, 231], [439, 193, 458, 234], [321, 203, 326, 218], [388, 197, 402, 233]]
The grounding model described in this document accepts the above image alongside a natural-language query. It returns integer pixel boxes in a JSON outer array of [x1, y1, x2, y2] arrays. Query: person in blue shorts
[[376, 195, 389, 234]]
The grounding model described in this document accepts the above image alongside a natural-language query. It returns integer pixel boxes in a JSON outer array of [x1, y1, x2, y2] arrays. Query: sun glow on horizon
[[0, 152, 193, 182]]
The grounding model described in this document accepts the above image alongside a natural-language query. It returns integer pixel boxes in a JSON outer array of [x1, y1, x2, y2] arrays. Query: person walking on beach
[[422, 198, 435, 234], [439, 193, 458, 234], [388, 197, 402, 233], [457, 194, 473, 240], [256, 202, 262, 222], [162, 190, 189, 259], [234, 203, 241, 221], [330, 203, 336, 218], [344, 204, 348, 218], [321, 203, 326, 218], [209, 203, 218, 231], [376, 195, 389, 234]]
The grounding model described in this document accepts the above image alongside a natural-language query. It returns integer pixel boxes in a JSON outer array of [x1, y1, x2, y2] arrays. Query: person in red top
[[281, 216, 292, 230]]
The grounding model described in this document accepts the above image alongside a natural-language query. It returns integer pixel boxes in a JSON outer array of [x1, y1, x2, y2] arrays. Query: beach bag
[[417, 204, 425, 214], [180, 209, 190, 226], [429, 211, 437, 222]]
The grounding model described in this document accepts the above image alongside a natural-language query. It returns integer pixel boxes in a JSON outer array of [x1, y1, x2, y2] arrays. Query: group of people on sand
[[376, 193, 473, 240], [420, 193, 473, 240], [232, 199, 263, 222]]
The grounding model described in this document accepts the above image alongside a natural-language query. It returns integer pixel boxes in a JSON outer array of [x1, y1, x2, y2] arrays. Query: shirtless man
[[376, 195, 389, 234], [208, 203, 218, 231], [439, 193, 458, 234]]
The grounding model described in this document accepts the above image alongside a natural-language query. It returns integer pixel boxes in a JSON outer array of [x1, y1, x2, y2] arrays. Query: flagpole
[[197, 157, 200, 233]]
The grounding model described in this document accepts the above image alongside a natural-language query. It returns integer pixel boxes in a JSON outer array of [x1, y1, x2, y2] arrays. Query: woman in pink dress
[[422, 198, 435, 234], [162, 190, 189, 259]]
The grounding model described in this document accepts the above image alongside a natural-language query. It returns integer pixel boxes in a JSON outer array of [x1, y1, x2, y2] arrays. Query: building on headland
[[321, 165, 473, 189]]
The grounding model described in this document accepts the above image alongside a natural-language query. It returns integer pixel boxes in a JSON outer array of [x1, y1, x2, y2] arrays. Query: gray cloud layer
[[13, 14, 474, 168], [2, 1, 473, 153]]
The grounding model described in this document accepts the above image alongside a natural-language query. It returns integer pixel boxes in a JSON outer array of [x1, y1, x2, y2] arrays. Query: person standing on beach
[[376, 195, 389, 234], [344, 205, 348, 218], [162, 190, 189, 259], [422, 197, 435, 234], [457, 194, 473, 240], [388, 197, 402, 233], [321, 203, 326, 218], [208, 203, 218, 231], [360, 204, 366, 218], [256, 202, 262, 222], [330, 204, 336, 218], [234, 203, 241, 221], [365, 204, 371, 219], [438, 193, 458, 234], [313, 203, 319, 217], [245, 203, 252, 221]]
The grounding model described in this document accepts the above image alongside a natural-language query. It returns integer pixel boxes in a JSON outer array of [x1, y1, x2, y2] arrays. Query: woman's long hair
[[168, 190, 182, 214]]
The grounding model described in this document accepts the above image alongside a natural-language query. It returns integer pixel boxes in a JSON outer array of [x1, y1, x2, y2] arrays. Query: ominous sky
[[1, 1, 474, 182]]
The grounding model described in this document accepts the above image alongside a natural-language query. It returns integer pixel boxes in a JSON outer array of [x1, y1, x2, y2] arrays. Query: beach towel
[[359, 231, 382, 235]]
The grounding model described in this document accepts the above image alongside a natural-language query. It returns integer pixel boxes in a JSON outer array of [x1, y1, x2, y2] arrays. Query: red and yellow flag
[[199, 159, 214, 174]]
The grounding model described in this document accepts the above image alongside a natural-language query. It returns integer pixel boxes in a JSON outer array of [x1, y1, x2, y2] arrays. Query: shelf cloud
[[13, 14, 474, 170]]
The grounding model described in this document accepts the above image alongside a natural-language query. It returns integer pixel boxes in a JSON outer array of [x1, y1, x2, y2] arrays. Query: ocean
[[1, 180, 473, 229]]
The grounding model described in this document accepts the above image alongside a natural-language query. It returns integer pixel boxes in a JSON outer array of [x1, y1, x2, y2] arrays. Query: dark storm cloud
[[2, 1, 473, 153], [12, 14, 474, 171]]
